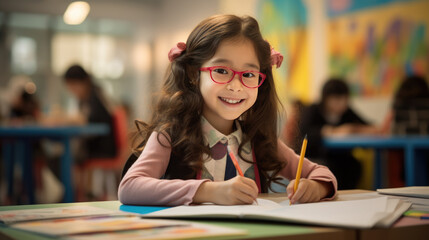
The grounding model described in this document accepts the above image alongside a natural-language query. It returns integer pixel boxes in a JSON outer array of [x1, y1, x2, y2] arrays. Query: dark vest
[[121, 152, 268, 193]]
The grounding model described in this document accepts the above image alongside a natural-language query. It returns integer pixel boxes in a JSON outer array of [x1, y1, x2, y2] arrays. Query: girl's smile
[[219, 97, 243, 104]]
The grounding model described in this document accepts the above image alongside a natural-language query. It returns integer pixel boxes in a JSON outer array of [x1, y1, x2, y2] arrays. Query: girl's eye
[[242, 72, 256, 78], [213, 68, 229, 74]]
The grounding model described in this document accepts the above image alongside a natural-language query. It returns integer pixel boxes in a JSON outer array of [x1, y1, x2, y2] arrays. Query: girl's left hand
[[286, 179, 331, 204]]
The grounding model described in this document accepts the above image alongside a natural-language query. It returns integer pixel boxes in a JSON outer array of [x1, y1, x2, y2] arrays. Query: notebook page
[[375, 199, 412, 227], [377, 187, 429, 198], [146, 198, 280, 218], [145, 197, 407, 228], [245, 197, 394, 228]]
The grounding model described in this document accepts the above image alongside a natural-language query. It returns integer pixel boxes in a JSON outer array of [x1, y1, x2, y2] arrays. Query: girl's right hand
[[193, 176, 258, 205]]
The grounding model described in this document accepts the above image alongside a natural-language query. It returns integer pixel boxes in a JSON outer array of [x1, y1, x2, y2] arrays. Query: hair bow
[[270, 47, 283, 68], [168, 42, 186, 62]]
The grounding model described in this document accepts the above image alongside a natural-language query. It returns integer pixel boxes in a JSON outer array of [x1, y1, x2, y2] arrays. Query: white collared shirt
[[201, 117, 255, 181]]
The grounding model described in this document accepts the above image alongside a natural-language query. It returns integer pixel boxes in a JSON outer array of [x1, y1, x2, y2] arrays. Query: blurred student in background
[[298, 78, 379, 189], [0, 76, 64, 204], [38, 65, 118, 201], [2, 75, 40, 124], [381, 74, 429, 187], [62, 64, 117, 161], [391, 74, 429, 135]]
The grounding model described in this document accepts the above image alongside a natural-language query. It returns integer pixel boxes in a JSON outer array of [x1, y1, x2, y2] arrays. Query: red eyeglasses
[[200, 66, 266, 88]]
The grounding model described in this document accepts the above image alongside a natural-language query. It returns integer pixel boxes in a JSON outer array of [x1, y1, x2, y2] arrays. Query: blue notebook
[[119, 205, 169, 215]]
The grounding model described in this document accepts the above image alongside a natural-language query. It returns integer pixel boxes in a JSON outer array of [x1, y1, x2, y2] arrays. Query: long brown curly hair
[[131, 14, 285, 192]]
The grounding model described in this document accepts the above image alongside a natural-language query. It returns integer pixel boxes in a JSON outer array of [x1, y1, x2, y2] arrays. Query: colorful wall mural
[[259, 0, 429, 100], [258, 0, 310, 103], [327, 0, 429, 96]]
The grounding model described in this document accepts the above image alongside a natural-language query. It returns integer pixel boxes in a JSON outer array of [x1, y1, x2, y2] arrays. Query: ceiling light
[[63, 1, 90, 25]]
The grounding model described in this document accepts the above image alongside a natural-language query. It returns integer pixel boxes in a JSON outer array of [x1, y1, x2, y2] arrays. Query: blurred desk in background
[[324, 135, 429, 189], [0, 124, 110, 203]]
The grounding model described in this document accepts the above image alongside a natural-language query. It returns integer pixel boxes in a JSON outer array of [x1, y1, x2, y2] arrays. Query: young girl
[[118, 14, 337, 206]]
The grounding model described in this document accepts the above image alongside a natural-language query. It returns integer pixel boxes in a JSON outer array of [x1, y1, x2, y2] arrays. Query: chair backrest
[[112, 106, 128, 158], [393, 99, 429, 135], [121, 153, 138, 180]]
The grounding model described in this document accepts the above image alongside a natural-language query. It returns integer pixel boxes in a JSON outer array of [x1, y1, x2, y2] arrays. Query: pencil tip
[[304, 134, 307, 139]]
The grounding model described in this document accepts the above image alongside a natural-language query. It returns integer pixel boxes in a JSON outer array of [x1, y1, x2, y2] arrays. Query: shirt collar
[[201, 116, 243, 148]]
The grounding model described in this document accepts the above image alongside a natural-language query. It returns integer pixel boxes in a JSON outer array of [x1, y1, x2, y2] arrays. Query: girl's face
[[65, 80, 89, 100], [325, 95, 348, 116], [199, 37, 259, 135]]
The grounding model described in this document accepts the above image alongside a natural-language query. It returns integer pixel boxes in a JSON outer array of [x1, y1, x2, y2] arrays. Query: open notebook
[[377, 186, 429, 199], [144, 197, 411, 229]]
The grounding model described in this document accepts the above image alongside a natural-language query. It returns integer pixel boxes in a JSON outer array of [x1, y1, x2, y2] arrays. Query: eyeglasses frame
[[199, 66, 266, 88]]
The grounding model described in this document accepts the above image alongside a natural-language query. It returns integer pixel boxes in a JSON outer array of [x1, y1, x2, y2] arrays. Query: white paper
[[146, 197, 409, 229], [377, 186, 429, 199]]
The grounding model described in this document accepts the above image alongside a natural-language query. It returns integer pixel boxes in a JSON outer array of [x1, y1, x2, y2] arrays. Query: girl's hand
[[286, 179, 331, 204], [193, 176, 258, 205]]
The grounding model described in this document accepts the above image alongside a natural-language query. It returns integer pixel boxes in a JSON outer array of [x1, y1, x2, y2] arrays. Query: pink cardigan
[[118, 132, 338, 206]]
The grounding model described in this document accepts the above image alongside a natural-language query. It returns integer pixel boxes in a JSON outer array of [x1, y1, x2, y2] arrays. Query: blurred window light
[[52, 33, 92, 76], [52, 33, 125, 80], [91, 36, 125, 80], [54, 15, 91, 32], [9, 13, 50, 30], [92, 36, 116, 79], [98, 19, 133, 36], [11, 37, 37, 75], [132, 42, 152, 73], [102, 81, 114, 99], [63, 1, 90, 25], [106, 58, 125, 79]]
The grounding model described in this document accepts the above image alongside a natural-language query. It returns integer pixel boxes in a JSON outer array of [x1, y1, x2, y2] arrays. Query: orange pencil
[[291, 134, 308, 205], [227, 145, 258, 205], [226, 145, 244, 176]]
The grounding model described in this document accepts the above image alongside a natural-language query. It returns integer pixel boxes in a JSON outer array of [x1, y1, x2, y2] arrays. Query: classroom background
[[0, 0, 428, 205]]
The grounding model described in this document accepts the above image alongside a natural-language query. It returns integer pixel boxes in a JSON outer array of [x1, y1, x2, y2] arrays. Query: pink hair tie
[[270, 47, 283, 68], [168, 42, 186, 62]]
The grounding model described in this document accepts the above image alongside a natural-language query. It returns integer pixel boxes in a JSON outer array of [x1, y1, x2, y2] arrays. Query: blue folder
[[119, 205, 169, 215]]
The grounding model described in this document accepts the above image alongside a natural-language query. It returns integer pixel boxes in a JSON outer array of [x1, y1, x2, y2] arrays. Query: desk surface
[[1, 123, 111, 203], [323, 135, 429, 148], [0, 124, 110, 138], [324, 135, 429, 187], [1, 190, 428, 240], [0, 195, 355, 240]]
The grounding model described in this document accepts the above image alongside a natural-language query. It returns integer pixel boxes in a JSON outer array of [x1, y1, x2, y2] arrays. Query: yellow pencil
[[291, 134, 308, 205]]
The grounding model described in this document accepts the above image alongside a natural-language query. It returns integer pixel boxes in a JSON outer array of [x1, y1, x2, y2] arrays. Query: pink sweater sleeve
[[118, 132, 209, 206], [277, 139, 338, 200]]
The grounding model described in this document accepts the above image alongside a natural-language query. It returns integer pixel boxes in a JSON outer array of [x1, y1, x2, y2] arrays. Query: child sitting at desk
[[62, 65, 117, 160], [118, 15, 337, 206], [298, 78, 379, 190]]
